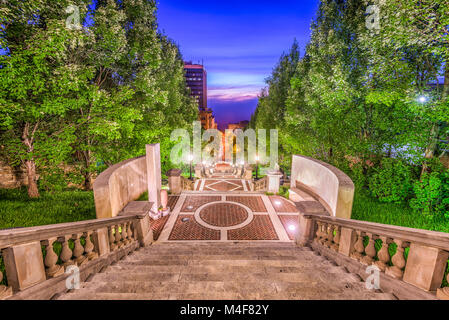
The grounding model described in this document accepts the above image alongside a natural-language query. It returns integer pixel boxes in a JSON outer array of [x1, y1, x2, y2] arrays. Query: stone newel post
[[146, 144, 162, 212], [166, 169, 182, 194], [267, 169, 283, 194], [194, 164, 203, 179]]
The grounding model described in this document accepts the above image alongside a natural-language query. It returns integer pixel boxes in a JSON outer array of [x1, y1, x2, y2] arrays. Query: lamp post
[[188, 154, 193, 181], [418, 95, 428, 104], [255, 155, 259, 181]]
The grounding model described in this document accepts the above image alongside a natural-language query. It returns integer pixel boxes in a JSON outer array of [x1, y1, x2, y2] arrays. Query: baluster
[[119, 223, 126, 246], [126, 222, 133, 242], [437, 273, 449, 300], [0, 258, 12, 299], [122, 222, 129, 245], [361, 233, 376, 265], [350, 230, 365, 261], [115, 224, 123, 248], [386, 239, 407, 279], [84, 231, 98, 260], [374, 236, 391, 272], [72, 233, 87, 266], [331, 226, 341, 251], [315, 221, 323, 243], [318, 222, 328, 245], [109, 226, 117, 250], [128, 222, 135, 240], [59, 235, 74, 270], [325, 224, 334, 248], [42, 238, 64, 278]]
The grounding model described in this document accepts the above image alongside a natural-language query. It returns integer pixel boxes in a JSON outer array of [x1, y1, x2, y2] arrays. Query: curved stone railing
[[0, 213, 152, 300], [93, 156, 147, 219], [290, 155, 354, 219], [297, 213, 449, 300]]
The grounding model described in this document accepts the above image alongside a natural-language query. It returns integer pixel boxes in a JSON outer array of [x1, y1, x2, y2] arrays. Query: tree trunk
[[421, 64, 449, 176], [83, 171, 92, 190], [25, 159, 39, 198], [82, 150, 93, 190], [22, 122, 40, 198]]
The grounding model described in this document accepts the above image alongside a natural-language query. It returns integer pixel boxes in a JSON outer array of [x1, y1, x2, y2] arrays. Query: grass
[[352, 188, 449, 233], [353, 189, 449, 288], [0, 188, 96, 230], [0, 187, 96, 286]]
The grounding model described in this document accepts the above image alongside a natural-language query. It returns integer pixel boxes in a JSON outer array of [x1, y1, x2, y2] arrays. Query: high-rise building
[[184, 62, 207, 111], [184, 61, 218, 130]]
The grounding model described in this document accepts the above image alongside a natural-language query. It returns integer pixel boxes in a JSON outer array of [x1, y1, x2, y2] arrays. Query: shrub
[[368, 158, 413, 204], [410, 168, 449, 218]]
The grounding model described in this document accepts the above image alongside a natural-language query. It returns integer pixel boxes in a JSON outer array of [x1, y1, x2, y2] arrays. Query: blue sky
[[157, 0, 319, 129]]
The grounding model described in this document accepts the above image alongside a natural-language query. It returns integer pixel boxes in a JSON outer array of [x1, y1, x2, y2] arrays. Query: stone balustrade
[[297, 213, 449, 300], [0, 213, 152, 300], [181, 176, 194, 191], [253, 176, 268, 192]]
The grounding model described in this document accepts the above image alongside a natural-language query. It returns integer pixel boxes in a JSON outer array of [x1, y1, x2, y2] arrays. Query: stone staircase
[[58, 242, 396, 300]]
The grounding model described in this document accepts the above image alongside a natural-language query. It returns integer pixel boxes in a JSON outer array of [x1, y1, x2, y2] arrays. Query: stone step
[[59, 289, 394, 301], [141, 246, 307, 255], [57, 241, 396, 300], [134, 249, 313, 257], [92, 270, 359, 284], [74, 279, 389, 300], [148, 242, 298, 249], [115, 257, 337, 269], [82, 280, 279, 295], [105, 263, 345, 275]]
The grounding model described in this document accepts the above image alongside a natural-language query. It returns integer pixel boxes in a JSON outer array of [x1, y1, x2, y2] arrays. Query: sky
[[157, 0, 320, 130]]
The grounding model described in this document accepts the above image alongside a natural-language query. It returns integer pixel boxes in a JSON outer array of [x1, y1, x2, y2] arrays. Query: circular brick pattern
[[199, 203, 248, 227]]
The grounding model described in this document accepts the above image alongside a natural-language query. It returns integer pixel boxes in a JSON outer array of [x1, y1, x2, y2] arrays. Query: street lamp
[[255, 154, 260, 181], [418, 95, 428, 103], [188, 154, 193, 180]]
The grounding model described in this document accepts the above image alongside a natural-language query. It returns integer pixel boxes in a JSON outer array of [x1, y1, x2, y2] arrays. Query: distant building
[[228, 120, 249, 131], [184, 61, 218, 130], [184, 62, 207, 111], [200, 108, 218, 130]]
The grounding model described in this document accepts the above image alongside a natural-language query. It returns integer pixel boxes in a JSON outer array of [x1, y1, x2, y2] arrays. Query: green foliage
[[368, 159, 414, 204], [352, 188, 449, 233], [277, 186, 290, 199], [250, 0, 449, 226], [410, 168, 449, 218], [0, 188, 96, 229], [0, 0, 197, 196]]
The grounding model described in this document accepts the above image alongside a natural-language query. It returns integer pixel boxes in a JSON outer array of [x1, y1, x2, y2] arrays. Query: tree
[[0, 1, 89, 197]]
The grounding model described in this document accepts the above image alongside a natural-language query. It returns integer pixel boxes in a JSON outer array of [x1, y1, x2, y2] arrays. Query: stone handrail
[[297, 213, 449, 300], [0, 213, 152, 300], [290, 155, 354, 219]]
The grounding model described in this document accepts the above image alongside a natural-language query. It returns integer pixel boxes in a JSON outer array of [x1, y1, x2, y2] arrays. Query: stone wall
[[0, 161, 27, 188], [290, 155, 354, 219]]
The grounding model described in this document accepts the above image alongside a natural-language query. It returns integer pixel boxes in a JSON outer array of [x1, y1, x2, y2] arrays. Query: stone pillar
[[267, 170, 283, 194], [338, 227, 356, 256], [243, 165, 253, 180], [93, 227, 111, 257], [146, 144, 161, 212], [194, 164, 203, 179], [134, 214, 154, 247], [403, 243, 449, 292], [2, 242, 47, 292], [296, 214, 315, 247], [166, 169, 182, 194]]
